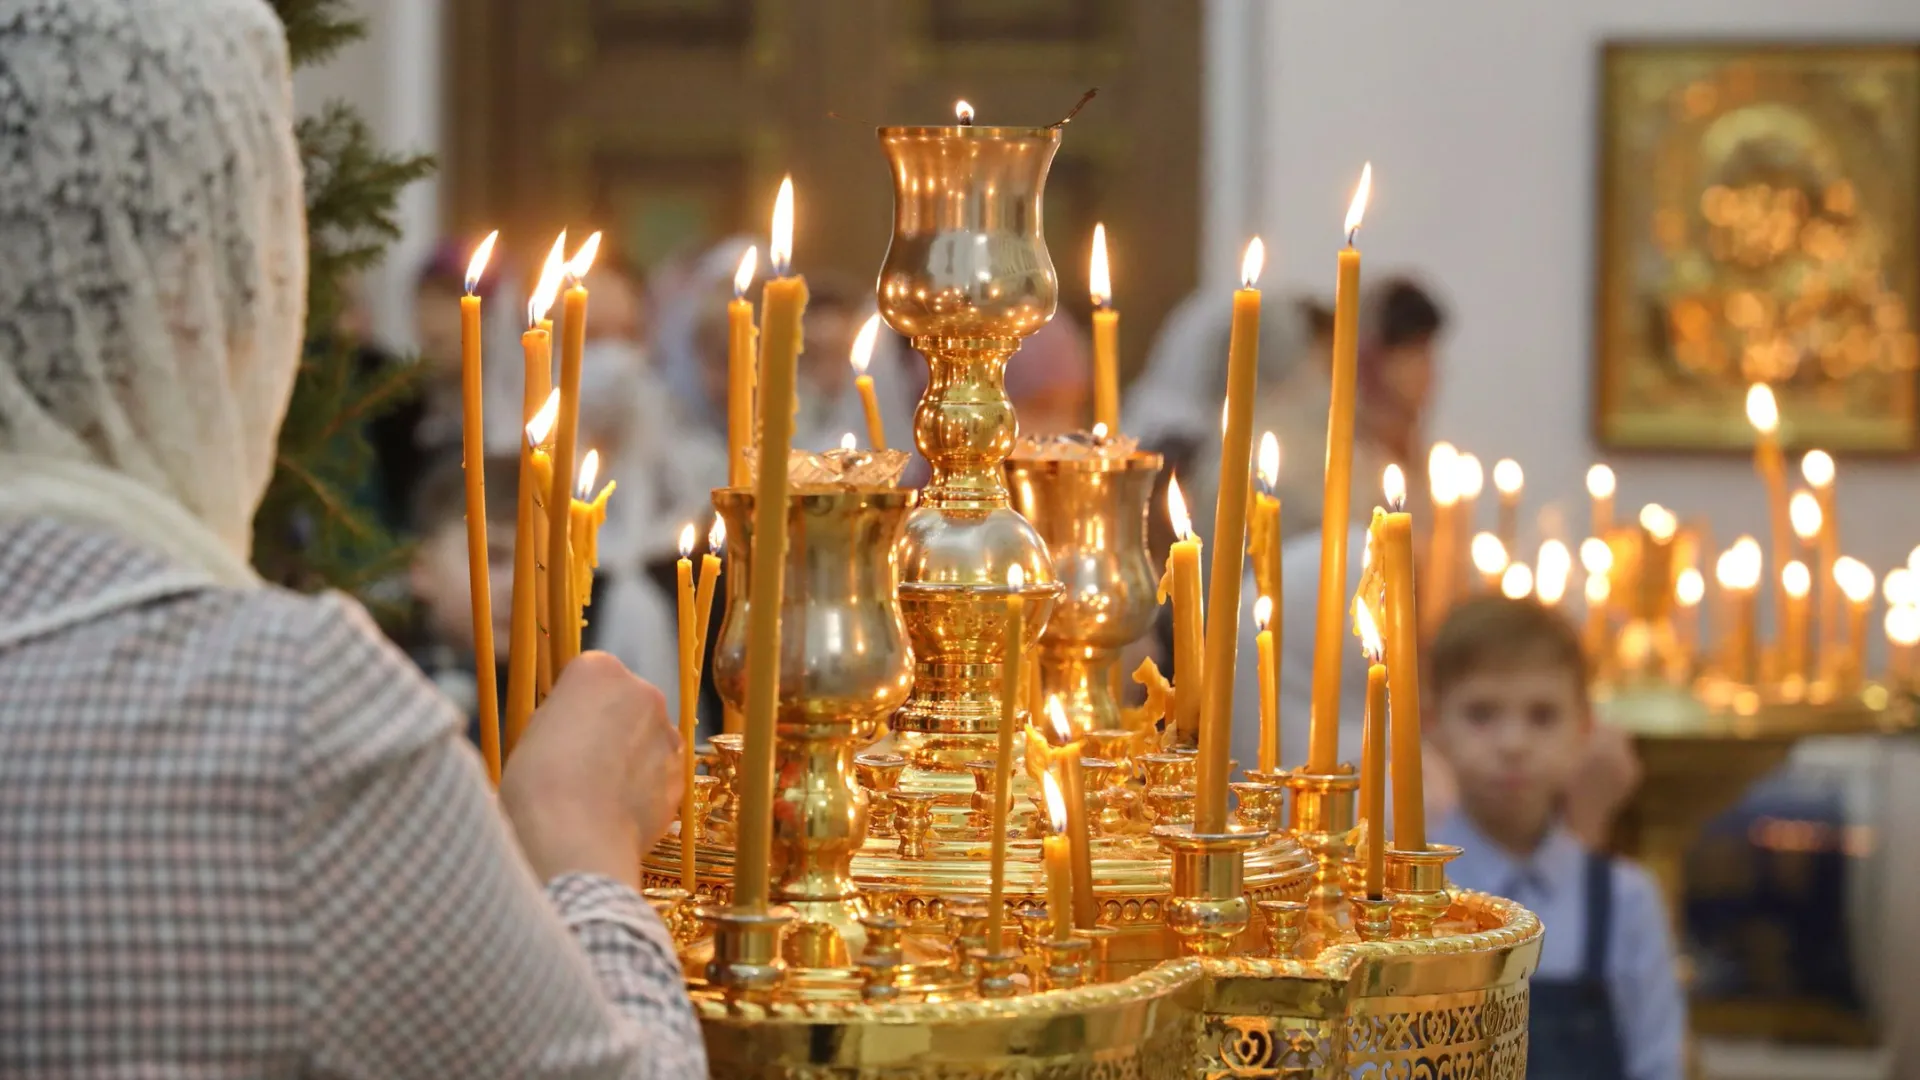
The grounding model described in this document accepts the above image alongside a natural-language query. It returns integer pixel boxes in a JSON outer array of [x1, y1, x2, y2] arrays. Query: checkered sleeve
[[288, 594, 706, 1080]]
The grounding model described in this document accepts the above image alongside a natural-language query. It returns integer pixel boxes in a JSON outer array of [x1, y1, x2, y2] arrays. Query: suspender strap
[[1581, 851, 1613, 980]]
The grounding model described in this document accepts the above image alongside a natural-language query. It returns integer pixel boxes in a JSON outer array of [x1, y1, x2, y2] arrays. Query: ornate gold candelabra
[[638, 114, 1543, 1079]]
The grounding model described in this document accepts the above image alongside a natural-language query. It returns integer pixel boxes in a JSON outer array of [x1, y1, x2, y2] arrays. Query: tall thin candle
[[458, 231, 502, 783], [988, 563, 1025, 951], [548, 232, 602, 674], [1308, 164, 1371, 774], [1195, 238, 1265, 834], [1251, 432, 1284, 730], [1802, 451, 1840, 673], [1747, 384, 1791, 631], [1090, 223, 1120, 432], [850, 314, 887, 450], [1356, 604, 1387, 898], [1161, 476, 1204, 745], [1379, 465, 1425, 850], [728, 247, 759, 486], [734, 178, 808, 914], [505, 238, 568, 751]]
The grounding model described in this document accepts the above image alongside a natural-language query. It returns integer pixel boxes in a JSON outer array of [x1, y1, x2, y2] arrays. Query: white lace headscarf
[[0, 0, 304, 588]]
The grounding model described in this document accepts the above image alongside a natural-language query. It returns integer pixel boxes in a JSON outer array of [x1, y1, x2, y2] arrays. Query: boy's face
[[1429, 661, 1589, 838], [410, 521, 515, 663]]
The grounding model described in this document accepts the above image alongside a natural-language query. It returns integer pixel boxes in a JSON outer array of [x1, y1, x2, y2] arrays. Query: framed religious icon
[[1594, 42, 1920, 453]]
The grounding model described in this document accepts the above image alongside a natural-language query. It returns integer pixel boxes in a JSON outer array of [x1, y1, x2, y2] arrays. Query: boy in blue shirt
[[1427, 596, 1684, 1080]]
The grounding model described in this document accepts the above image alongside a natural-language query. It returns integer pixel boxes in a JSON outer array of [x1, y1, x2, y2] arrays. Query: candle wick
[[1346, 227, 1359, 248]]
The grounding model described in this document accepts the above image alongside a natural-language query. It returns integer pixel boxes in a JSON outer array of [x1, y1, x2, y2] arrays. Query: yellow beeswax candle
[[1040, 772, 1075, 942], [849, 313, 887, 451], [458, 231, 501, 783], [728, 247, 758, 487], [1379, 465, 1425, 851], [1090, 223, 1119, 433], [1161, 475, 1204, 745], [548, 232, 602, 674], [1254, 596, 1277, 772]]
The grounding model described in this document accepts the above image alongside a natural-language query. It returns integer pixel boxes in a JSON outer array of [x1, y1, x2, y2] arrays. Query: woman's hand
[[499, 652, 682, 888]]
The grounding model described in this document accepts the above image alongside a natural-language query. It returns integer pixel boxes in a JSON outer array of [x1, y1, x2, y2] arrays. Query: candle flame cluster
[[1638, 503, 1679, 542], [1716, 536, 1764, 591]]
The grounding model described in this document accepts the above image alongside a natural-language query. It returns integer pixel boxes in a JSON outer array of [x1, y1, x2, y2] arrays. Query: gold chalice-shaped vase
[[1006, 451, 1164, 732], [709, 488, 916, 974], [877, 122, 1063, 768]]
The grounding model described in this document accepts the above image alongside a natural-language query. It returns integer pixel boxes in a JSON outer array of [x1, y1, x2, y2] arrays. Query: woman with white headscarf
[[0, 2, 701, 1075]]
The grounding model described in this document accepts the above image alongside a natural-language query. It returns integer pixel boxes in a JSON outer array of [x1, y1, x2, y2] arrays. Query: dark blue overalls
[[1527, 853, 1626, 1080]]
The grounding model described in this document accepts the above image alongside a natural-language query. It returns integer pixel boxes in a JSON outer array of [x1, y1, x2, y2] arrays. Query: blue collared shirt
[[1434, 813, 1686, 1080]]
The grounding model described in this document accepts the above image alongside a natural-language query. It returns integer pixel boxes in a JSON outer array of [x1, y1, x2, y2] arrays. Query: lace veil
[[0, 0, 304, 587]]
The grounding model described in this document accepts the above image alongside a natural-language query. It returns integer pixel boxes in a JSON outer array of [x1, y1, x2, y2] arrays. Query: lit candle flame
[[464, 230, 499, 295], [1382, 463, 1406, 510], [1501, 562, 1534, 600], [528, 232, 569, 327], [567, 231, 602, 280], [525, 388, 560, 445], [1801, 449, 1835, 489], [1454, 452, 1484, 499], [1354, 600, 1383, 661], [1836, 556, 1875, 604], [1344, 162, 1372, 241], [1586, 574, 1611, 605], [850, 312, 882, 375], [1429, 442, 1459, 506], [840, 432, 857, 451], [955, 100, 974, 125], [1536, 539, 1571, 605], [1586, 463, 1616, 500], [770, 175, 795, 276], [1676, 567, 1706, 608], [577, 449, 600, 498], [1493, 458, 1524, 497], [1746, 383, 1779, 434], [1471, 532, 1508, 576], [1580, 537, 1613, 576], [1041, 771, 1068, 834], [1241, 237, 1265, 289], [1258, 432, 1281, 490], [1045, 694, 1072, 744], [1789, 491, 1823, 541], [1254, 595, 1273, 633], [733, 245, 758, 299], [1090, 223, 1111, 308], [1639, 503, 1678, 542], [1887, 605, 1920, 648], [678, 523, 696, 561], [1092, 422, 1109, 441], [709, 514, 727, 557], [1783, 560, 1811, 599], [1167, 474, 1194, 541], [1008, 563, 1025, 591], [1884, 568, 1916, 608]]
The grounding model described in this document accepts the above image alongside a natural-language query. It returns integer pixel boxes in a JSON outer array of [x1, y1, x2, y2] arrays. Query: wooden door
[[448, 0, 1199, 385]]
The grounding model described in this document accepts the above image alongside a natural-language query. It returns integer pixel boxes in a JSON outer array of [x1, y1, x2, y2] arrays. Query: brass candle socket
[[1138, 752, 1194, 791], [970, 947, 1024, 999], [878, 122, 1066, 760], [1384, 844, 1462, 939], [1038, 936, 1092, 991], [855, 914, 907, 1002], [945, 897, 992, 981], [1015, 905, 1054, 970], [1006, 451, 1165, 734], [1080, 758, 1120, 836], [687, 774, 720, 844], [1144, 786, 1195, 827], [893, 791, 939, 859], [1230, 780, 1283, 833], [711, 488, 915, 971], [1073, 925, 1121, 984], [1082, 729, 1139, 780], [855, 751, 908, 839], [1348, 895, 1395, 942], [1155, 825, 1266, 957], [965, 758, 997, 831], [1284, 767, 1359, 912], [642, 887, 694, 946], [1256, 898, 1308, 958], [699, 904, 795, 1003]]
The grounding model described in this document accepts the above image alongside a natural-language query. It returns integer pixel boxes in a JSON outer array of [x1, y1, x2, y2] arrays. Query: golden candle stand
[[634, 114, 1543, 1077]]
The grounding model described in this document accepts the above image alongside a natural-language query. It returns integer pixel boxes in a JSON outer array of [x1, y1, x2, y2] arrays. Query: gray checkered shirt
[[0, 518, 706, 1078]]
